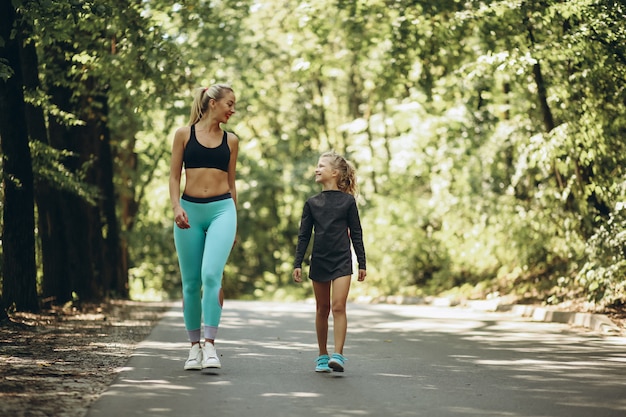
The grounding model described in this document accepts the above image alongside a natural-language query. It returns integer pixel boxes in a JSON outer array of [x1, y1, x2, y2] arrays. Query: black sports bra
[[183, 125, 230, 172]]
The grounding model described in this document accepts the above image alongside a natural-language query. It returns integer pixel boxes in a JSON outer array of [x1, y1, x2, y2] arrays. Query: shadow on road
[[87, 301, 626, 417]]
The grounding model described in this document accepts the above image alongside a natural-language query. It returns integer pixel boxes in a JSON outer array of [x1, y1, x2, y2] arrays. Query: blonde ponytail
[[188, 84, 234, 125], [320, 151, 358, 196]]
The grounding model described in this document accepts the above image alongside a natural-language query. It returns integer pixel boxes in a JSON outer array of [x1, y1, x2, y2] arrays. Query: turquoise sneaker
[[315, 354, 332, 373], [328, 353, 346, 372]]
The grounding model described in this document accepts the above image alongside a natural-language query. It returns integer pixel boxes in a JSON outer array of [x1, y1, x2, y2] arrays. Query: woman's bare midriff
[[183, 168, 230, 198]]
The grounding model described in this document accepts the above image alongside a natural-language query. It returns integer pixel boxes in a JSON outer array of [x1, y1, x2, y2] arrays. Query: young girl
[[293, 151, 367, 373], [169, 84, 238, 370]]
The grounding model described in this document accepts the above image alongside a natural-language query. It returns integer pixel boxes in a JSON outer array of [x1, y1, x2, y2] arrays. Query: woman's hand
[[174, 207, 190, 229]]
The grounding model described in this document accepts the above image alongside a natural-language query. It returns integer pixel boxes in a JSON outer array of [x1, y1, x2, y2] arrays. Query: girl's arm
[[347, 199, 366, 271], [293, 202, 313, 269]]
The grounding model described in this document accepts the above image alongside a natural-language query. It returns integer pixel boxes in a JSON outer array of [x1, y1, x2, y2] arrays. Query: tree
[[0, 0, 39, 312]]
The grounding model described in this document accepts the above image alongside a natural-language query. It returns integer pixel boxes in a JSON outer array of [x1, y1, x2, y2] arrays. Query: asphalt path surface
[[86, 301, 626, 417]]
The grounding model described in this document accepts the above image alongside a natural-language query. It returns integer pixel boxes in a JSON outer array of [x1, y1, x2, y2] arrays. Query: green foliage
[[575, 204, 626, 307], [127, 217, 181, 301], [4, 0, 625, 308], [30, 141, 100, 204], [0, 59, 13, 81]]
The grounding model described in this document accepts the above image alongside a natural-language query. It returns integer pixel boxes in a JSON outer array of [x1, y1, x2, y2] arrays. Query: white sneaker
[[202, 342, 221, 369], [184, 343, 203, 370]]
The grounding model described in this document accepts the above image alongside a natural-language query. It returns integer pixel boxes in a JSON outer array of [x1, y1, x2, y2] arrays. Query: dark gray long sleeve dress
[[294, 190, 366, 282]]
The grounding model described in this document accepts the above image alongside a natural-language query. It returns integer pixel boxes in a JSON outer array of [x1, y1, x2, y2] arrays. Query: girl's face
[[315, 157, 336, 184], [212, 91, 236, 124]]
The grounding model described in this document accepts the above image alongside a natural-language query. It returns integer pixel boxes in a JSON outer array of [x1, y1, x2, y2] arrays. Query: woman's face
[[213, 91, 236, 124]]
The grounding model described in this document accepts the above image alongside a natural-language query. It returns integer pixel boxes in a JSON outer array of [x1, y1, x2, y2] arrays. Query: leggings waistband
[[181, 192, 231, 203]]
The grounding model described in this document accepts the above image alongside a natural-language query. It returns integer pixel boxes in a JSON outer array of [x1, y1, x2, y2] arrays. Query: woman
[[169, 84, 238, 370]]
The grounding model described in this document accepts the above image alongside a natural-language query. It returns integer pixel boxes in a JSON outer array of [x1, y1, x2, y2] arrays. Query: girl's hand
[[293, 268, 302, 283], [358, 269, 366, 282]]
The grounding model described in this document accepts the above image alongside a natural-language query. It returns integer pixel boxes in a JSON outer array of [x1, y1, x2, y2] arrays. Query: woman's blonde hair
[[188, 83, 234, 125], [320, 151, 358, 196]]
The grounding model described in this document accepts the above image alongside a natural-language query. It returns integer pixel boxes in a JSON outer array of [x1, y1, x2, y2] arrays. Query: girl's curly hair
[[320, 151, 358, 196]]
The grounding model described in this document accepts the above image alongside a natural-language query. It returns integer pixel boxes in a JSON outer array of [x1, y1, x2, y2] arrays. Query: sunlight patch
[[261, 392, 321, 398]]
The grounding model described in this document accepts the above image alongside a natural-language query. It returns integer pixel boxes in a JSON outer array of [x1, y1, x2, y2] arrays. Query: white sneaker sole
[[202, 361, 221, 369], [184, 362, 202, 370]]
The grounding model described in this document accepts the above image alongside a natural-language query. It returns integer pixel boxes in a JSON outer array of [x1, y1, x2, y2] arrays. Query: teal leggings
[[173, 194, 237, 343]]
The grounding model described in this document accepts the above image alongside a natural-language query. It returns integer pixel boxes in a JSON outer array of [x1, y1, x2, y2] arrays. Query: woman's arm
[[169, 127, 189, 227], [227, 132, 239, 206]]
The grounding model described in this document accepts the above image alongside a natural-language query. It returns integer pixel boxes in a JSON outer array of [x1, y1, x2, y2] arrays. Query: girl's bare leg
[[312, 281, 331, 355], [331, 275, 351, 354]]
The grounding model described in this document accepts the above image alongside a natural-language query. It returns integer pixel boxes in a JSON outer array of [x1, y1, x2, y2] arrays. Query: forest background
[[1, 0, 625, 318]]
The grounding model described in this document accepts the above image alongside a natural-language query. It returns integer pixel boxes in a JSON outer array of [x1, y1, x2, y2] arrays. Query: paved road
[[86, 301, 626, 417]]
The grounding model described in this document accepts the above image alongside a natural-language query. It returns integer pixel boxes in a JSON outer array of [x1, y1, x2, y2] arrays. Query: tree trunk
[[0, 0, 39, 312], [16, 7, 62, 306], [74, 85, 126, 299], [73, 111, 105, 301], [46, 74, 98, 303], [96, 107, 127, 297], [0, 297, 8, 322], [532, 62, 555, 133], [526, 14, 562, 191], [45, 78, 126, 302]]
